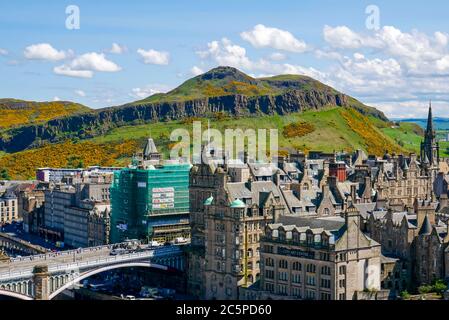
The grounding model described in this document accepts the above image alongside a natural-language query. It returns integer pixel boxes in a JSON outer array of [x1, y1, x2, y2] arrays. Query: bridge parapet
[[0, 232, 49, 256], [0, 244, 187, 300]]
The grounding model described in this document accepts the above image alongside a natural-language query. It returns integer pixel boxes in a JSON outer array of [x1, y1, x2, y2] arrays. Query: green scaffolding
[[110, 163, 191, 243]]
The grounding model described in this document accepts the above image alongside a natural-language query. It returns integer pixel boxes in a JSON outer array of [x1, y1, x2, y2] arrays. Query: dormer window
[[279, 231, 286, 241], [306, 233, 314, 245]]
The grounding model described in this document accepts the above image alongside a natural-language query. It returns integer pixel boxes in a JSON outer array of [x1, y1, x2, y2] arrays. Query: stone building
[[366, 197, 449, 291], [242, 205, 383, 300], [39, 180, 112, 247], [0, 190, 18, 224], [373, 153, 434, 210], [64, 200, 110, 248], [188, 152, 287, 300]]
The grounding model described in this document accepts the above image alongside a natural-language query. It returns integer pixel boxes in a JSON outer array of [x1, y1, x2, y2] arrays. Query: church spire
[[426, 100, 434, 136]]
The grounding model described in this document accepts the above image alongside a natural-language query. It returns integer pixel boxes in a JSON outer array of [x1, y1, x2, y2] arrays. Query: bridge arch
[[48, 262, 169, 300], [0, 289, 32, 300]]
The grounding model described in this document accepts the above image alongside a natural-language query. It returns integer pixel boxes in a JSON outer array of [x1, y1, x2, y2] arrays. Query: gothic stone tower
[[420, 102, 440, 170]]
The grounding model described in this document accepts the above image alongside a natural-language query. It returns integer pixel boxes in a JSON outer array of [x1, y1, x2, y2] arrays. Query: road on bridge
[[0, 243, 184, 280]]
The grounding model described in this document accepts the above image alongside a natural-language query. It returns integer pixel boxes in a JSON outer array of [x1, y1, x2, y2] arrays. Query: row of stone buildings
[[187, 104, 449, 300]]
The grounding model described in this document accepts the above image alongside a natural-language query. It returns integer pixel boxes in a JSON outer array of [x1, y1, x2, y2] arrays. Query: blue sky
[[1, 0, 449, 118]]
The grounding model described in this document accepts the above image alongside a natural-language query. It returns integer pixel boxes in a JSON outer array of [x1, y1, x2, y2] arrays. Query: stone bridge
[[0, 243, 185, 300], [0, 232, 49, 256]]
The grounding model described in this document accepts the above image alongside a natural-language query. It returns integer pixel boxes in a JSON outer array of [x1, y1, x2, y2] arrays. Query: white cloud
[[323, 25, 449, 74], [110, 43, 127, 54], [317, 24, 449, 118], [197, 38, 253, 70], [137, 49, 170, 65], [0, 48, 8, 56], [373, 100, 449, 119], [54, 65, 93, 78], [323, 25, 368, 49], [69, 52, 121, 72], [241, 24, 308, 53], [53, 96, 61, 101], [197, 38, 326, 81], [54, 52, 121, 78], [130, 84, 171, 99], [190, 66, 204, 76], [75, 90, 86, 97], [269, 52, 287, 61], [314, 49, 342, 61], [24, 43, 68, 61]]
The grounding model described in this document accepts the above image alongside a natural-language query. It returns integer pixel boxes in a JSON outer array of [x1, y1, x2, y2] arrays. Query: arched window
[[306, 233, 314, 245], [279, 231, 286, 241], [292, 261, 302, 271], [321, 266, 331, 275], [306, 264, 316, 273], [279, 259, 288, 269]]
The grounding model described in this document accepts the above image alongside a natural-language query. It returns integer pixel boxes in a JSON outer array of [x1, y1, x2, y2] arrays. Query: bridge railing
[[0, 245, 183, 281]]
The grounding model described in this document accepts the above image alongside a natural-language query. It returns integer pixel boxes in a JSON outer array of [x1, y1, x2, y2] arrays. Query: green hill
[[0, 107, 408, 180], [0, 66, 424, 180], [128, 66, 387, 121], [0, 99, 90, 129]]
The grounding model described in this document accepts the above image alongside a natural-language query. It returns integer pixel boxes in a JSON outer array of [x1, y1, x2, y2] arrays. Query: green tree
[[418, 285, 433, 294], [400, 290, 411, 300], [432, 279, 447, 295], [0, 168, 10, 180]]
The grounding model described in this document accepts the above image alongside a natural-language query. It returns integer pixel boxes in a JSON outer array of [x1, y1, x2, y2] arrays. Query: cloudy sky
[[1, 0, 449, 119]]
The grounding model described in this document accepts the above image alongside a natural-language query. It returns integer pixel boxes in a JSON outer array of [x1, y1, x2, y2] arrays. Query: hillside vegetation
[[0, 67, 388, 153], [0, 106, 429, 180], [0, 140, 137, 180], [0, 99, 90, 129]]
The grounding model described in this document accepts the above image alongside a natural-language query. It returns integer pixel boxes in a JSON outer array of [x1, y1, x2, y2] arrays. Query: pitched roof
[[418, 214, 433, 235], [143, 138, 158, 156]]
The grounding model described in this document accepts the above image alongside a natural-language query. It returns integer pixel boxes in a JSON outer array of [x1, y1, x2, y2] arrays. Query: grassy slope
[[2, 106, 431, 180], [91, 106, 402, 158], [381, 122, 449, 157], [0, 99, 90, 129], [0, 140, 138, 180]]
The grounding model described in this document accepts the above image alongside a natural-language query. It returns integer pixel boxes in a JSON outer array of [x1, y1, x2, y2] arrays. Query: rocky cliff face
[[0, 66, 388, 153], [0, 89, 384, 153]]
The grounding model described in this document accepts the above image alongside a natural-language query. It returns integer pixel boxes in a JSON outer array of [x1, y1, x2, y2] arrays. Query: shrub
[[432, 279, 447, 295], [282, 122, 315, 138], [418, 285, 433, 294], [400, 290, 411, 300]]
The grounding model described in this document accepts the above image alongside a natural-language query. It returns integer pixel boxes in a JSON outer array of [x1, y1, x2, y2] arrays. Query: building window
[[339, 265, 346, 275], [291, 287, 301, 298], [292, 261, 302, 271], [320, 292, 331, 300], [339, 279, 346, 288], [292, 273, 301, 284], [265, 270, 274, 279], [265, 282, 274, 292], [305, 290, 316, 300], [306, 264, 316, 273], [339, 293, 345, 300], [306, 275, 316, 286], [279, 259, 288, 269], [277, 284, 288, 296], [320, 278, 331, 289], [278, 271, 288, 282], [320, 252, 330, 261], [265, 258, 274, 267], [321, 266, 331, 275]]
